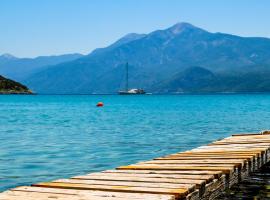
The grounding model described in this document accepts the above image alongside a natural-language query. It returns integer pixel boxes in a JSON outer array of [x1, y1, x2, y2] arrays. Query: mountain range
[[2, 22, 270, 94], [0, 53, 83, 81]]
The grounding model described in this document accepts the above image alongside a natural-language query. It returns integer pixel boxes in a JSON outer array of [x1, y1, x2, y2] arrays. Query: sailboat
[[118, 63, 146, 95]]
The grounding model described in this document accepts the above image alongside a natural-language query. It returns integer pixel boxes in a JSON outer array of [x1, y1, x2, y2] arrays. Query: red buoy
[[96, 102, 104, 107]]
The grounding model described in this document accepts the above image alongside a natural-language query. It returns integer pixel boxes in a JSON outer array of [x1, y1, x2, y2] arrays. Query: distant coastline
[[0, 75, 33, 95], [21, 92, 270, 96], [0, 91, 34, 95]]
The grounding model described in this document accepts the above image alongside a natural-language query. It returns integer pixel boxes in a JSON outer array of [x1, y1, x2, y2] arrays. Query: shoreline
[[3, 92, 270, 96]]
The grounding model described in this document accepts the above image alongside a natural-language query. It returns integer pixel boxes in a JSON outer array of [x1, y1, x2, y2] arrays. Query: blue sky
[[1, 0, 269, 57]]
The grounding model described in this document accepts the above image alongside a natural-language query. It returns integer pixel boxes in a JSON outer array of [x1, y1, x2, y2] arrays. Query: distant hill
[[0, 53, 83, 81], [0, 75, 32, 94], [156, 66, 270, 93], [15, 22, 270, 94], [155, 67, 218, 93]]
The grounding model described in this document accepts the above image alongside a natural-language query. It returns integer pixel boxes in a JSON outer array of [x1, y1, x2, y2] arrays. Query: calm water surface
[[1, 94, 270, 192]]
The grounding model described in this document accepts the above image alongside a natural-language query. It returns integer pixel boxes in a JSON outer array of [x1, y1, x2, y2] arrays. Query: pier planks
[[1, 131, 270, 200]]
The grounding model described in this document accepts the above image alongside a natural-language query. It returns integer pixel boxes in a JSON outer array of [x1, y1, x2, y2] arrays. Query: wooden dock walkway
[[1, 131, 270, 200]]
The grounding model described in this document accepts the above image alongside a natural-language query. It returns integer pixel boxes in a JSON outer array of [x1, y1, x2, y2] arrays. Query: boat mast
[[126, 62, 129, 91]]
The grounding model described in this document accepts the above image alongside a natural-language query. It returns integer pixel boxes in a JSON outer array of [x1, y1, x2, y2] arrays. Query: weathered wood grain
[[33, 182, 189, 198]]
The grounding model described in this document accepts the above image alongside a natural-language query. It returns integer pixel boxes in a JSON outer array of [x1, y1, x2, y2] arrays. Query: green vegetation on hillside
[[0, 75, 32, 94]]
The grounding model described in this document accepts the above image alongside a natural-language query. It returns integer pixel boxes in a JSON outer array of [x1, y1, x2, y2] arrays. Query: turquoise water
[[1, 94, 270, 192]]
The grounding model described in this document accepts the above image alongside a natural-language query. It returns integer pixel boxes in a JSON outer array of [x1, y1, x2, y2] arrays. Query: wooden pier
[[1, 131, 270, 200]]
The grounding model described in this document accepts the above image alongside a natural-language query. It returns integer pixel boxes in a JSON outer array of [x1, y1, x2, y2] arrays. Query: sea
[[1, 94, 270, 195]]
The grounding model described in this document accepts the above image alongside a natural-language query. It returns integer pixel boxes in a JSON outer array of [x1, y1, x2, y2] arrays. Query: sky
[[0, 0, 270, 58]]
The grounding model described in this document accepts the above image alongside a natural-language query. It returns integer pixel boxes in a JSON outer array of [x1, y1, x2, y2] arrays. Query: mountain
[[91, 33, 146, 55], [0, 53, 83, 81], [0, 75, 32, 94], [24, 22, 270, 94], [155, 66, 218, 93], [0, 53, 18, 61]]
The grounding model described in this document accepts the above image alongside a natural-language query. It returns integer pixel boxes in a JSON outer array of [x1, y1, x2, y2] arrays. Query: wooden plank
[[232, 133, 262, 136], [33, 182, 189, 198], [185, 153, 261, 158], [83, 171, 214, 183], [186, 151, 264, 155], [221, 136, 270, 140], [204, 144, 270, 148], [165, 155, 256, 159], [142, 159, 245, 167], [211, 141, 270, 145], [4, 186, 176, 200], [136, 162, 239, 168], [208, 142, 270, 146], [177, 149, 264, 153], [0, 193, 91, 200], [227, 134, 261, 138], [0, 190, 153, 200], [157, 155, 254, 161], [213, 140, 270, 144], [173, 152, 260, 157], [231, 136, 270, 140], [180, 152, 261, 155], [191, 148, 267, 153], [72, 174, 206, 186], [117, 165, 234, 174], [104, 169, 222, 179], [53, 178, 196, 191], [165, 153, 256, 157], [143, 159, 247, 164], [183, 150, 263, 154], [222, 138, 270, 141], [194, 146, 268, 150], [14, 186, 175, 199], [208, 145, 270, 148], [196, 143, 269, 147]]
